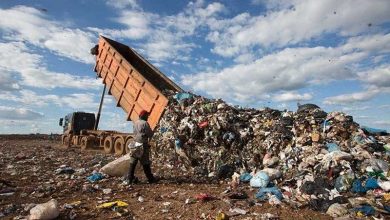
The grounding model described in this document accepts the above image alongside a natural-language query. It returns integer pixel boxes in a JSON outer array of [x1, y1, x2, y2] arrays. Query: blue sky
[[0, 0, 389, 134]]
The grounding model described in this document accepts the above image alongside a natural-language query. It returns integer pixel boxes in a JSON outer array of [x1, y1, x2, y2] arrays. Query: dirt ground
[[0, 135, 332, 220]]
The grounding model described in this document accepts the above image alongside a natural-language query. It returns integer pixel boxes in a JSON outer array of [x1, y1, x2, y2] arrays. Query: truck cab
[[59, 112, 95, 135]]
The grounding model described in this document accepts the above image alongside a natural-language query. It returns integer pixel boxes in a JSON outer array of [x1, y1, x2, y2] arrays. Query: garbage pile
[[152, 91, 390, 217]]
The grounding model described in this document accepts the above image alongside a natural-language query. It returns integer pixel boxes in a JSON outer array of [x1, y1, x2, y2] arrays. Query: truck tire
[[73, 136, 80, 146], [114, 137, 126, 156], [61, 135, 66, 145], [81, 136, 93, 150], [104, 137, 114, 154], [63, 135, 72, 148]]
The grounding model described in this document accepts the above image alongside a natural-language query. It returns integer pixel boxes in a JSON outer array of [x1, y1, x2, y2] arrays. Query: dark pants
[[129, 143, 151, 165], [127, 143, 155, 183]]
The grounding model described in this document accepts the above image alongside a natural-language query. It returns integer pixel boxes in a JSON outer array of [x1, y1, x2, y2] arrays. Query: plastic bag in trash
[[255, 187, 282, 201], [365, 177, 379, 190], [326, 143, 340, 152], [239, 173, 252, 183], [250, 171, 270, 188], [369, 158, 389, 173], [353, 205, 375, 216], [29, 199, 59, 220], [100, 154, 130, 177], [352, 177, 380, 193], [378, 180, 390, 191], [174, 92, 193, 101], [87, 172, 104, 183], [335, 171, 354, 192], [352, 179, 367, 194], [326, 203, 348, 217]]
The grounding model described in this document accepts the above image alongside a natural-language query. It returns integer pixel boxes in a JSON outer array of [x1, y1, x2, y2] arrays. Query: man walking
[[126, 110, 157, 184]]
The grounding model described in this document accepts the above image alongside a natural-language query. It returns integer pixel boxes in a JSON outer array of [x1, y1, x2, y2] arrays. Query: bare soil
[[0, 135, 332, 220]]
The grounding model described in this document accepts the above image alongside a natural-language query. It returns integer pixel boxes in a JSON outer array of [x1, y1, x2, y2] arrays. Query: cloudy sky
[[0, 0, 389, 134]]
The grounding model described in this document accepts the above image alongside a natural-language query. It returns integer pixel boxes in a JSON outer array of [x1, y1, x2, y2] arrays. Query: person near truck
[[126, 110, 157, 184]]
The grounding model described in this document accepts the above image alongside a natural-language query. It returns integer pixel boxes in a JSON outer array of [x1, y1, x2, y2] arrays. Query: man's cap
[[139, 110, 149, 117]]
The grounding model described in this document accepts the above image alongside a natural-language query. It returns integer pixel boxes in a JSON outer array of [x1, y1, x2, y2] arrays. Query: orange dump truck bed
[[94, 36, 183, 130]]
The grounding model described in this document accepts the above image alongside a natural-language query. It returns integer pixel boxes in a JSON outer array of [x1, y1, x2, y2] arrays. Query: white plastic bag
[[29, 199, 59, 220], [100, 154, 130, 177], [326, 203, 348, 217], [378, 180, 390, 191], [250, 171, 270, 188]]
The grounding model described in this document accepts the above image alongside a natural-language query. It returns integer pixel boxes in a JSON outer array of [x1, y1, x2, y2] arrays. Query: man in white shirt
[[126, 110, 157, 184]]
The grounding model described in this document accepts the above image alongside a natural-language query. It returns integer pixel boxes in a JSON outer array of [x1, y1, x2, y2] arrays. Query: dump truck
[[59, 36, 183, 156]]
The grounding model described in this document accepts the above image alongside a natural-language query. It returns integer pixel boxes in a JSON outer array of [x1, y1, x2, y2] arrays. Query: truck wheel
[[104, 137, 114, 154], [63, 135, 71, 148], [125, 138, 134, 154], [73, 136, 80, 146], [81, 136, 93, 150], [114, 137, 125, 156], [61, 135, 66, 145]]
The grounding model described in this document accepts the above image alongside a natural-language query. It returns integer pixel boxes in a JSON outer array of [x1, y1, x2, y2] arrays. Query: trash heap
[[152, 91, 390, 217]]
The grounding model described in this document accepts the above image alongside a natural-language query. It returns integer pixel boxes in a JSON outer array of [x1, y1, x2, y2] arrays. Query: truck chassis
[[61, 131, 133, 156]]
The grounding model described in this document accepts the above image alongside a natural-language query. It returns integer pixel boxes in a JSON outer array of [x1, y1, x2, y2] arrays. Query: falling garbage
[[148, 91, 390, 217]]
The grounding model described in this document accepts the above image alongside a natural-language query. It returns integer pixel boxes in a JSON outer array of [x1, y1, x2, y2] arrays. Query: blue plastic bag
[[352, 179, 367, 193], [175, 139, 182, 149], [353, 205, 375, 216], [365, 177, 379, 190], [174, 93, 192, 101], [351, 177, 379, 193], [255, 187, 283, 201], [326, 143, 340, 152], [250, 172, 270, 188], [87, 172, 104, 183], [239, 173, 252, 183]]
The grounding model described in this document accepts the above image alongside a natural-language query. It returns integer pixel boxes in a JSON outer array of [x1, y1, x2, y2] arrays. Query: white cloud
[[252, 0, 295, 10], [234, 52, 256, 64], [324, 62, 390, 106], [0, 42, 99, 90], [106, 0, 139, 9], [0, 106, 43, 120], [273, 92, 312, 102], [182, 46, 358, 102], [182, 32, 390, 103], [207, 0, 390, 57], [341, 106, 371, 112], [323, 89, 380, 105], [358, 64, 390, 88], [93, 1, 224, 62], [88, 10, 154, 40], [343, 34, 390, 54], [99, 112, 130, 132], [0, 72, 20, 91], [355, 115, 371, 119], [0, 6, 95, 64], [0, 90, 98, 110]]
